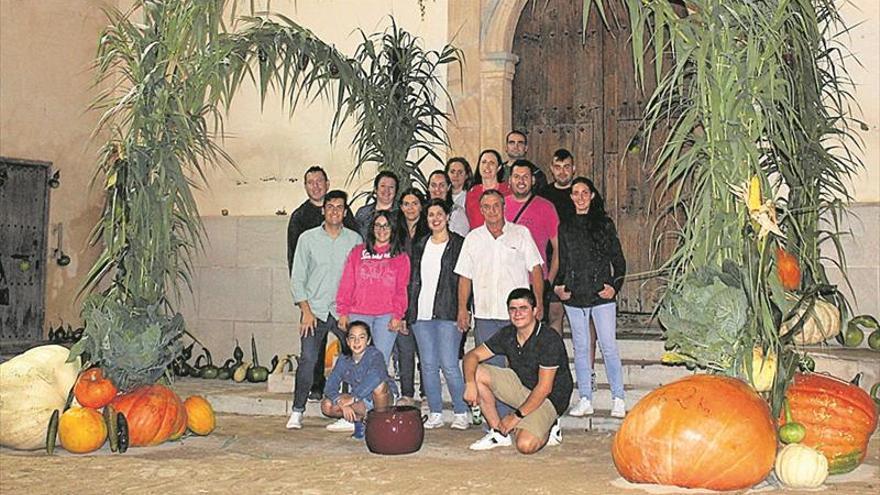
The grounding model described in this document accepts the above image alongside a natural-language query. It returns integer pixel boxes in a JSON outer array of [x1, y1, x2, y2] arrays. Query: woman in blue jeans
[[407, 198, 470, 430], [554, 177, 627, 418]]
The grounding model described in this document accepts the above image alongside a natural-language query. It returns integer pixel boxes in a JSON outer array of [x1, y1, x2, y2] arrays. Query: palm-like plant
[[332, 18, 462, 193], [72, 0, 362, 390], [582, 0, 862, 413]]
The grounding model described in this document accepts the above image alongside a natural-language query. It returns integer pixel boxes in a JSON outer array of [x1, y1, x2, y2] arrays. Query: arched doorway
[[511, 0, 673, 318]]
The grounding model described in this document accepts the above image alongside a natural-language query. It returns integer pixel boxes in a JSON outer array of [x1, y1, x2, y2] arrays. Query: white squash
[[780, 299, 841, 345], [775, 443, 829, 489], [0, 345, 81, 450]]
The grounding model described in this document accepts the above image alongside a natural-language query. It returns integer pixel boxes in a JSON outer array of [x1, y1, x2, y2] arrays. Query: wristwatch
[[513, 408, 525, 419]]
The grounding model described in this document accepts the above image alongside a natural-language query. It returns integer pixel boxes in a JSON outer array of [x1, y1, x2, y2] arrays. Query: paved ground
[[2, 414, 877, 495]]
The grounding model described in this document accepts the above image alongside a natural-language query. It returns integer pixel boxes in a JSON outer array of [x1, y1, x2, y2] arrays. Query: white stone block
[[236, 216, 287, 268], [271, 267, 299, 323], [198, 267, 271, 321], [198, 216, 238, 267]]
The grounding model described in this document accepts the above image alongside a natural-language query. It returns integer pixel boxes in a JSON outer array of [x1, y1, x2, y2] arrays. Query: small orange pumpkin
[[73, 367, 118, 409], [776, 248, 801, 290], [58, 407, 107, 453], [184, 395, 216, 435]]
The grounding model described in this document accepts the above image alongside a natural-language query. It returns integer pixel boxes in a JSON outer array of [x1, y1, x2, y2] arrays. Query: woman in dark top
[[553, 177, 627, 419], [395, 188, 429, 406], [407, 198, 470, 430]]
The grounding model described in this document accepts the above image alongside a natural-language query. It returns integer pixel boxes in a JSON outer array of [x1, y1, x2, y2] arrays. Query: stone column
[[479, 51, 518, 150]]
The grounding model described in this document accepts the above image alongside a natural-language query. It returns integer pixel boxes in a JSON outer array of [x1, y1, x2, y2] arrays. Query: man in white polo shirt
[[455, 189, 544, 369]]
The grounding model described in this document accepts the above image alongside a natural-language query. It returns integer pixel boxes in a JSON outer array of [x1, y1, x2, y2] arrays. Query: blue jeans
[[474, 318, 511, 422], [292, 315, 348, 411], [565, 302, 624, 401], [350, 313, 396, 365], [412, 320, 467, 414]]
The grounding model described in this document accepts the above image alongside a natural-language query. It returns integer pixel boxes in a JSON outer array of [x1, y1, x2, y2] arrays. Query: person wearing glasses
[[287, 190, 362, 431], [336, 210, 411, 367], [462, 288, 571, 453]]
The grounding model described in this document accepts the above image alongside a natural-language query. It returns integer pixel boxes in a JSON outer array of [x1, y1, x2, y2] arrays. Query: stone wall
[[825, 203, 880, 319], [177, 216, 301, 364]]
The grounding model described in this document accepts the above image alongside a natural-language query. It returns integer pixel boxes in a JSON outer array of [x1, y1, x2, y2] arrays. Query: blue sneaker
[[351, 420, 365, 440]]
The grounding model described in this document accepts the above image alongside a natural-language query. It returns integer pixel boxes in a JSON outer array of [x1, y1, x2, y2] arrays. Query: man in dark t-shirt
[[286, 165, 358, 400], [537, 148, 576, 336], [462, 288, 573, 454]]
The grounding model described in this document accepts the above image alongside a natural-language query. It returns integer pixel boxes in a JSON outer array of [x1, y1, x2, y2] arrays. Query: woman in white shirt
[[406, 198, 469, 430]]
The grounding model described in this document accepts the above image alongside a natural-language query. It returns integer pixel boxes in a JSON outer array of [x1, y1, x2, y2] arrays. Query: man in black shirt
[[537, 148, 576, 336], [463, 288, 573, 454], [286, 165, 358, 400]]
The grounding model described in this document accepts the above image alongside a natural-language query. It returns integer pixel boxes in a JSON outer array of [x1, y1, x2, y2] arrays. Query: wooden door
[[512, 0, 675, 319], [0, 157, 51, 341]]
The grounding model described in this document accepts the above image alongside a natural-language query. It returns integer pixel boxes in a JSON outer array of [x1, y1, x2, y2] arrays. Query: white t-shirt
[[454, 222, 543, 320], [416, 239, 447, 320], [449, 191, 470, 237]]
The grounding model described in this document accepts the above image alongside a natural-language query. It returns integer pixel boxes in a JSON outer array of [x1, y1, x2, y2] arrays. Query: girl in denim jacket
[[321, 321, 398, 438]]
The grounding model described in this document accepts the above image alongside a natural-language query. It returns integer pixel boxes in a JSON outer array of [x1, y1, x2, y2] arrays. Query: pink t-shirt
[[336, 243, 411, 319], [504, 194, 559, 278]]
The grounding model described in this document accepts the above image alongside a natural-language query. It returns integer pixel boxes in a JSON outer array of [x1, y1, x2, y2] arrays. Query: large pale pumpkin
[[780, 299, 840, 345], [612, 375, 777, 491], [0, 345, 81, 450], [783, 373, 878, 474], [111, 384, 186, 447]]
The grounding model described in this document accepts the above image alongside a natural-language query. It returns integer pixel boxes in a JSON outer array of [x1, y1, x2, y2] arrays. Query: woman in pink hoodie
[[337, 210, 411, 365]]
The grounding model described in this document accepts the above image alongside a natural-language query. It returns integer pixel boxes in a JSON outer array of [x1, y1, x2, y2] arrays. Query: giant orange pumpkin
[[612, 375, 777, 491], [184, 395, 216, 435], [782, 373, 878, 474], [58, 406, 107, 454], [73, 367, 118, 409], [111, 384, 186, 447]]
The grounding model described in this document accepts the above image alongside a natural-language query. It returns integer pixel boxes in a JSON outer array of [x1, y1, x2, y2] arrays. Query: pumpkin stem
[[850, 372, 862, 387]]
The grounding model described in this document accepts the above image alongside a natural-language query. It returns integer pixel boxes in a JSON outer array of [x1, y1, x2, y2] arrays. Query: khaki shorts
[[481, 365, 558, 440]]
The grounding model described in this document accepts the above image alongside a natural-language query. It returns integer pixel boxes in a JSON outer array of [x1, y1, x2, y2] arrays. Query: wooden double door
[[512, 0, 676, 318]]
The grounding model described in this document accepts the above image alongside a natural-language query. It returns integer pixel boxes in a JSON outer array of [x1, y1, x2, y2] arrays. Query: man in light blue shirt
[[287, 190, 361, 430]]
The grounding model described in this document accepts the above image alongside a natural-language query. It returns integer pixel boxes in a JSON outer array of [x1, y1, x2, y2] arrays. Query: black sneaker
[[307, 390, 322, 402]]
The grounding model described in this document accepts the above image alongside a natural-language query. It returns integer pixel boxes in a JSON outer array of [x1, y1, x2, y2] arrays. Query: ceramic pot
[[365, 405, 425, 455]]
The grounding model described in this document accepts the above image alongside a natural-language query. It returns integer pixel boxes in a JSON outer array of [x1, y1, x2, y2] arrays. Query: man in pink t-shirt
[[504, 160, 560, 331]]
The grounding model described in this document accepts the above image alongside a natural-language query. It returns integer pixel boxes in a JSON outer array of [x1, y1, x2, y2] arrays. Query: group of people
[[285, 130, 627, 454]]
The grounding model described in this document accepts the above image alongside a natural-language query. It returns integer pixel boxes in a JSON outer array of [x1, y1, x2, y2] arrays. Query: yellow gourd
[[780, 299, 840, 345], [0, 345, 81, 450], [747, 347, 777, 392], [775, 443, 829, 488]]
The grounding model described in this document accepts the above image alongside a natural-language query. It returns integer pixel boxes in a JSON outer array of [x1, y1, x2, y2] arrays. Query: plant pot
[[364, 405, 424, 455]]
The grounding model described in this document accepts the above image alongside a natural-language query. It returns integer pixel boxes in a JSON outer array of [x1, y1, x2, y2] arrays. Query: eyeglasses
[[374, 223, 392, 230]]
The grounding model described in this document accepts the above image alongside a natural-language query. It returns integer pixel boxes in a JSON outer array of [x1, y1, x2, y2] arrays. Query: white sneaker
[[424, 412, 444, 429], [420, 399, 431, 417], [468, 429, 512, 451], [611, 397, 626, 418], [569, 397, 594, 417], [325, 417, 355, 432], [450, 413, 470, 430], [546, 420, 562, 446], [286, 411, 303, 429]]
